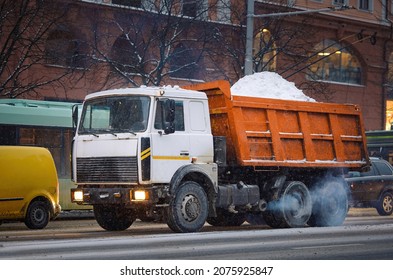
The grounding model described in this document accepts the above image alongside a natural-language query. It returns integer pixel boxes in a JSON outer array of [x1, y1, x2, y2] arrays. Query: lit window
[[308, 39, 362, 85], [253, 29, 277, 72]]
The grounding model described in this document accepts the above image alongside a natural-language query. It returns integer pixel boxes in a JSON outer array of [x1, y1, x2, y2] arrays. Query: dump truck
[[71, 80, 369, 233]]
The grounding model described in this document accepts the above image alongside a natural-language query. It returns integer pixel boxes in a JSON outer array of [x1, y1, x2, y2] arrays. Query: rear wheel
[[24, 200, 50, 230], [94, 205, 136, 231], [263, 181, 312, 228], [376, 192, 393, 216], [166, 181, 208, 233], [308, 177, 348, 227]]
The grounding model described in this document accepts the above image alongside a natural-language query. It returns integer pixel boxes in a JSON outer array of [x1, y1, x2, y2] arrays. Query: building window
[[183, 0, 197, 17], [387, 52, 393, 85], [45, 29, 87, 69], [308, 39, 362, 85], [253, 29, 277, 72], [170, 43, 199, 79], [386, 52, 393, 129], [110, 34, 142, 74], [333, 0, 347, 5], [359, 0, 372, 10], [217, 0, 231, 23], [112, 0, 142, 7]]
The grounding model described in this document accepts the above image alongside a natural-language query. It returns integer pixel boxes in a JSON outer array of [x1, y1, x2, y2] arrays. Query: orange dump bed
[[184, 80, 369, 170]]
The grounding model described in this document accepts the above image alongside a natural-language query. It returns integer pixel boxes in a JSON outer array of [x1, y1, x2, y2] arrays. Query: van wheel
[[25, 201, 50, 229], [376, 192, 393, 216], [94, 205, 136, 231], [166, 181, 208, 233]]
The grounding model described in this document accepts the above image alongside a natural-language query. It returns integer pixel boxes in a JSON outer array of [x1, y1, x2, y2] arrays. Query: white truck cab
[[71, 86, 217, 232]]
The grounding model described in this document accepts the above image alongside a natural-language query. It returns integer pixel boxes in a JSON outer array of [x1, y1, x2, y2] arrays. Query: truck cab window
[[154, 100, 184, 131], [79, 96, 150, 134]]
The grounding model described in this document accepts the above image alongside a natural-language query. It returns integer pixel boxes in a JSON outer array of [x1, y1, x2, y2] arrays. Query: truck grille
[[77, 157, 137, 183]]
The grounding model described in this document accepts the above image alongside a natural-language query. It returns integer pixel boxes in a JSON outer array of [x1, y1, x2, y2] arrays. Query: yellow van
[[0, 146, 61, 229]]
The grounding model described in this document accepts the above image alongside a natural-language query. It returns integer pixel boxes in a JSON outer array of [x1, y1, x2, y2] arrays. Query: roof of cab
[[84, 85, 207, 101]]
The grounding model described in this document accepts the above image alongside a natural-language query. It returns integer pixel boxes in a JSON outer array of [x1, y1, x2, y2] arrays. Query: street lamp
[[244, 0, 351, 75]]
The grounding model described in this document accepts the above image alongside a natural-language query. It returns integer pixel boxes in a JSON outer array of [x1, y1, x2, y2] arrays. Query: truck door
[[151, 99, 190, 182]]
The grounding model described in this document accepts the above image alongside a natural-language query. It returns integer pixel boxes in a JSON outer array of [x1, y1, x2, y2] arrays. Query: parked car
[[346, 157, 393, 216]]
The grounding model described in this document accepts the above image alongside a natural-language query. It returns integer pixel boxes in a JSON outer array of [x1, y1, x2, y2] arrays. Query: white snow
[[231, 72, 316, 102]]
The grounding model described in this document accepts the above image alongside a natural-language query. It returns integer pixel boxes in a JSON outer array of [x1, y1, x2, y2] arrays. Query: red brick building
[[2, 0, 393, 130]]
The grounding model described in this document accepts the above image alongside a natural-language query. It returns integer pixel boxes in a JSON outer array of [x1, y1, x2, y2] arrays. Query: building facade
[[1, 0, 393, 130]]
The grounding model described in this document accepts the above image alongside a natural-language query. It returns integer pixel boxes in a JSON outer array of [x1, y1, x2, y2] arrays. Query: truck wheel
[[94, 205, 135, 231], [166, 181, 208, 233], [308, 178, 348, 227], [24, 200, 50, 229], [206, 208, 246, 227], [263, 181, 312, 228], [376, 192, 393, 216]]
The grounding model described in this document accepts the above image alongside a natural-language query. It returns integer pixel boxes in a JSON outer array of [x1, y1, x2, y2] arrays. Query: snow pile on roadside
[[231, 72, 316, 102]]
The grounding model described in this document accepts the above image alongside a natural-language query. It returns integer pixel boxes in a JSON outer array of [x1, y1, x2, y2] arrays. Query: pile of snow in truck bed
[[231, 72, 316, 102]]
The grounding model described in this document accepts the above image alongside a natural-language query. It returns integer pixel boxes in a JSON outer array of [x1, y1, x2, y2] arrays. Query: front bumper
[[71, 186, 163, 206]]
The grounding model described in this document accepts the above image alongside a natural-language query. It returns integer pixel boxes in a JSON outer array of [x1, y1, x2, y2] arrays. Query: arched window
[[111, 34, 142, 74], [308, 39, 362, 85], [45, 28, 87, 68], [253, 29, 277, 72], [170, 43, 199, 79]]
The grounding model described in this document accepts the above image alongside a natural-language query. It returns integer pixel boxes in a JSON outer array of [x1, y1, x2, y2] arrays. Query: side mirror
[[162, 99, 175, 134], [72, 104, 79, 132]]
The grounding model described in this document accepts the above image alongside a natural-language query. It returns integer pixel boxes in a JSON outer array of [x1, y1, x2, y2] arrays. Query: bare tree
[[0, 0, 81, 99], [86, 0, 217, 88]]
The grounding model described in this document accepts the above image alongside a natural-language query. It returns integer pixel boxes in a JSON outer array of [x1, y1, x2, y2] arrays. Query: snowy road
[[1, 209, 393, 260]]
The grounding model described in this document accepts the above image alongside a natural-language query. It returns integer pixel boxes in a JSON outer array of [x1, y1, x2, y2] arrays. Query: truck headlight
[[72, 189, 84, 202], [132, 190, 149, 201]]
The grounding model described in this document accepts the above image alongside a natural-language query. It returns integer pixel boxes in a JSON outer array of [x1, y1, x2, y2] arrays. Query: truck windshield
[[79, 96, 150, 134]]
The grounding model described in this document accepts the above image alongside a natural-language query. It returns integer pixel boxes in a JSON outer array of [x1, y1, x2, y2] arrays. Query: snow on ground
[[231, 72, 316, 102]]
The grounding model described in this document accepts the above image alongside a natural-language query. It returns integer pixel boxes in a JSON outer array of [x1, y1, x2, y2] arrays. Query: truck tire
[[308, 177, 348, 227], [94, 205, 135, 231], [376, 192, 393, 216], [263, 181, 312, 228], [206, 208, 246, 227], [166, 181, 208, 233], [24, 200, 50, 230]]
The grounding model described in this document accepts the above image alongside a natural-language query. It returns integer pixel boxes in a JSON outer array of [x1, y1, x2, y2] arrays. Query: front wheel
[[166, 181, 208, 233], [24, 200, 50, 229], [94, 205, 136, 231], [376, 192, 393, 216]]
